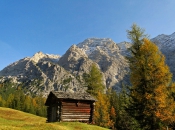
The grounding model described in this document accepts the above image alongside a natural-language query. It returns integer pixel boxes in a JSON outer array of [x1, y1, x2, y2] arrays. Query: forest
[[0, 24, 175, 130], [83, 24, 175, 130], [0, 81, 46, 117]]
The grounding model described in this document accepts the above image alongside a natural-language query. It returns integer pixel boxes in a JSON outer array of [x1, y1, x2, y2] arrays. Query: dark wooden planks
[[61, 101, 92, 122]]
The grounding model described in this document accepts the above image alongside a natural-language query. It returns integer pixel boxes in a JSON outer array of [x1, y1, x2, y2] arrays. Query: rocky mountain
[[0, 32, 175, 96], [58, 44, 94, 75], [76, 38, 130, 90], [0, 52, 85, 97]]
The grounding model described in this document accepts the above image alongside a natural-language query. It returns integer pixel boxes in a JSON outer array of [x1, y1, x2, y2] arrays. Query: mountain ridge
[[0, 32, 175, 96]]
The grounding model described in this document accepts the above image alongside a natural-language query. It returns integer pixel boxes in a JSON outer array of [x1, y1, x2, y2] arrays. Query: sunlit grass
[[0, 107, 108, 130]]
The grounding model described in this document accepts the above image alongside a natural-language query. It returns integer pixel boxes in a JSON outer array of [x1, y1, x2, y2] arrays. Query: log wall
[[61, 101, 92, 122]]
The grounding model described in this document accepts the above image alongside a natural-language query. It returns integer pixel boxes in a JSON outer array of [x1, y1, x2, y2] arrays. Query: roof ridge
[[51, 91, 96, 101]]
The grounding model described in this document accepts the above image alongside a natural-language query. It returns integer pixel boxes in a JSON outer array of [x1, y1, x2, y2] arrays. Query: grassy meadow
[[0, 107, 109, 130]]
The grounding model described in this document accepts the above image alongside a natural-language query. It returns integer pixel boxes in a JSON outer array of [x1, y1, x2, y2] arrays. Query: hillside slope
[[0, 107, 108, 130]]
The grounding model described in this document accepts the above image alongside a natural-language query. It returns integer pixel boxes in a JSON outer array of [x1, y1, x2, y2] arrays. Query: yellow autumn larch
[[128, 38, 175, 129]]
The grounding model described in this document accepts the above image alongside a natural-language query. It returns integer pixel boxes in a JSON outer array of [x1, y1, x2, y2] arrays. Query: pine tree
[[6, 93, 14, 108], [109, 106, 116, 129], [128, 38, 175, 129], [127, 23, 148, 57], [107, 89, 118, 126], [0, 95, 6, 107], [94, 92, 112, 128], [83, 63, 112, 127], [168, 83, 175, 129], [84, 63, 104, 97], [113, 86, 140, 130], [24, 95, 32, 113]]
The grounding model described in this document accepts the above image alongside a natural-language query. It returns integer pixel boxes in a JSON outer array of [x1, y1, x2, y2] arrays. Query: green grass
[[0, 107, 109, 130]]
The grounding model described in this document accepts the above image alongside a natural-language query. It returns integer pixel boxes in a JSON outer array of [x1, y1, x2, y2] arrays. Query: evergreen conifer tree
[[127, 24, 175, 129], [84, 63, 104, 97]]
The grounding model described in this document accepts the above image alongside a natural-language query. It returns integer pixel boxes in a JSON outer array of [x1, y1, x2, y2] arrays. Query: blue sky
[[0, 0, 175, 70]]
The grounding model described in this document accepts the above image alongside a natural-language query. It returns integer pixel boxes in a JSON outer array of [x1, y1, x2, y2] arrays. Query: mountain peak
[[31, 51, 46, 63], [60, 44, 88, 62], [77, 38, 119, 56], [78, 38, 113, 48], [1, 32, 175, 97], [31, 51, 60, 63]]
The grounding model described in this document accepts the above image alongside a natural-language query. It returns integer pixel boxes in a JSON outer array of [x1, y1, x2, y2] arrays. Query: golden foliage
[[94, 92, 112, 128], [129, 38, 175, 128]]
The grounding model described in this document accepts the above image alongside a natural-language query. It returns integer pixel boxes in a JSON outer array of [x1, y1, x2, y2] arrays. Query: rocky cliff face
[[0, 52, 85, 97], [58, 44, 94, 75], [0, 33, 175, 96], [77, 38, 130, 91]]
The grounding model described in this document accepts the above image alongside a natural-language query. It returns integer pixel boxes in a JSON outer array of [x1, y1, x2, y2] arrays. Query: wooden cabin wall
[[61, 100, 93, 122]]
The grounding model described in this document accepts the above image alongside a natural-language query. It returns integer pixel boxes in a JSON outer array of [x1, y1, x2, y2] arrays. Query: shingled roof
[[51, 91, 96, 101]]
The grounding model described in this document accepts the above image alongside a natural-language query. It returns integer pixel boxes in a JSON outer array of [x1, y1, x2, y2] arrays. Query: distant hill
[[0, 32, 175, 97], [0, 107, 108, 130]]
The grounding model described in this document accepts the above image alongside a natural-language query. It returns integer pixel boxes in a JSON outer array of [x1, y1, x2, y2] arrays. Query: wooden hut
[[45, 91, 96, 123]]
